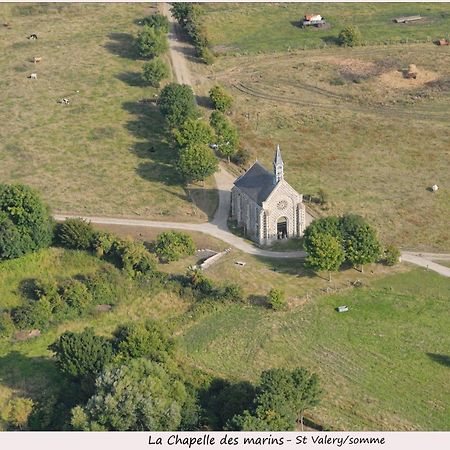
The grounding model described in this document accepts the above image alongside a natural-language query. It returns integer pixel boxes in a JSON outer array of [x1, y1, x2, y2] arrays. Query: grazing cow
[[29, 73, 37, 79], [57, 98, 70, 105], [27, 34, 38, 40], [3, 22, 10, 28], [33, 57, 42, 64]]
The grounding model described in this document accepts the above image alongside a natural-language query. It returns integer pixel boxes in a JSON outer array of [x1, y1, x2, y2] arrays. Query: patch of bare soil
[[323, 57, 378, 77], [379, 67, 439, 89]]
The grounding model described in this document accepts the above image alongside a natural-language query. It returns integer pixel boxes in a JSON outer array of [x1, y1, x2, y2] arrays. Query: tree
[[209, 85, 233, 113], [340, 214, 381, 272], [142, 58, 170, 88], [338, 25, 362, 47], [6, 397, 34, 430], [158, 83, 198, 127], [49, 328, 114, 383], [209, 111, 239, 161], [267, 288, 285, 311], [12, 297, 53, 330], [114, 321, 174, 362], [71, 359, 190, 431], [173, 118, 214, 149], [154, 231, 196, 262], [383, 244, 401, 266], [0, 184, 53, 259], [137, 25, 168, 58], [177, 144, 218, 184], [60, 279, 93, 315], [56, 218, 94, 250], [142, 13, 169, 33], [305, 233, 345, 281], [108, 239, 157, 277], [170, 3, 194, 27], [303, 216, 341, 243]]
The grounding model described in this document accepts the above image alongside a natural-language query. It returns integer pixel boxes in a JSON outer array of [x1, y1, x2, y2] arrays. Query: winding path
[[53, 5, 450, 275]]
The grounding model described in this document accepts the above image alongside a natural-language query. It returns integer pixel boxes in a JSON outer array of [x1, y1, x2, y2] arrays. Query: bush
[[267, 288, 285, 311], [109, 239, 157, 277], [60, 279, 93, 315], [12, 298, 53, 330], [56, 218, 95, 250], [338, 26, 362, 47], [82, 269, 120, 305], [209, 85, 233, 112], [217, 283, 244, 303], [137, 25, 168, 58], [91, 231, 116, 258], [186, 268, 214, 297], [142, 58, 170, 87], [32, 278, 63, 313], [0, 184, 53, 260], [231, 148, 251, 167], [384, 244, 401, 266], [198, 46, 215, 65], [142, 13, 169, 33], [6, 397, 34, 430], [155, 231, 196, 262], [0, 312, 15, 338], [158, 83, 198, 127]]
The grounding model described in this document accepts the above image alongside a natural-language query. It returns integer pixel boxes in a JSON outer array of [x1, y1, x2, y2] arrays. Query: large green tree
[[142, 14, 169, 33], [142, 58, 170, 88], [136, 25, 168, 58], [71, 359, 190, 431], [173, 118, 214, 149], [158, 83, 198, 127], [177, 144, 218, 183], [56, 218, 94, 250], [154, 231, 196, 262], [209, 85, 233, 113], [0, 184, 53, 260], [209, 111, 239, 161]]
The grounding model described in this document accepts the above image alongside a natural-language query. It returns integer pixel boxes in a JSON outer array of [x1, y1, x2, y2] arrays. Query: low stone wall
[[200, 248, 231, 270]]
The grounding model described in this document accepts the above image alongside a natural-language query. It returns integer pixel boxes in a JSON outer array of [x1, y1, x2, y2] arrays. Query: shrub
[[231, 148, 251, 167], [12, 298, 53, 330], [317, 188, 328, 205], [154, 231, 196, 263], [109, 239, 157, 277], [142, 58, 170, 88], [56, 218, 95, 250], [0, 184, 53, 259], [142, 13, 169, 33], [338, 26, 362, 47], [158, 83, 198, 127], [209, 85, 233, 112], [91, 231, 116, 258], [267, 288, 286, 311], [384, 244, 401, 266], [82, 269, 119, 305], [6, 397, 34, 430], [198, 46, 215, 65], [217, 283, 244, 303], [60, 279, 93, 315], [114, 320, 174, 362], [32, 278, 63, 313], [137, 25, 168, 58], [0, 312, 15, 338], [186, 268, 214, 297]]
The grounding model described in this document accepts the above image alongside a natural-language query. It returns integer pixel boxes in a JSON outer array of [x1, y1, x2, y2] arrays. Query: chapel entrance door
[[277, 217, 288, 239]]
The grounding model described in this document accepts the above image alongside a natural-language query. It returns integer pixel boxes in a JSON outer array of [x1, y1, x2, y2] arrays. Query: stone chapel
[[230, 145, 306, 245]]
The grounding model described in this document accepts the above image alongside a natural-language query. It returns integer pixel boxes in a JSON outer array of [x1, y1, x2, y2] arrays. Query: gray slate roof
[[233, 161, 275, 206]]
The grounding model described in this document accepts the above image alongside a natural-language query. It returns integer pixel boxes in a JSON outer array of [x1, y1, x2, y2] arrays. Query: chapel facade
[[230, 146, 306, 245]]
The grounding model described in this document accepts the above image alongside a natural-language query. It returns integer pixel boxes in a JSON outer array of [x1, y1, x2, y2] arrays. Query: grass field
[[178, 268, 450, 431], [203, 3, 450, 54], [0, 3, 215, 222], [192, 42, 450, 251]]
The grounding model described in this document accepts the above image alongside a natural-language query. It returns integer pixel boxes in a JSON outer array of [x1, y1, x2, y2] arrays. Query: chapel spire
[[273, 144, 284, 184]]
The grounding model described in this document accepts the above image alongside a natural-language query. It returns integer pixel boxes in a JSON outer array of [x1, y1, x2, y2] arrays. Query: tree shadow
[[17, 278, 38, 300], [196, 95, 213, 109], [104, 32, 139, 60], [321, 36, 339, 46], [290, 20, 303, 28], [427, 353, 450, 367], [248, 294, 268, 307], [171, 44, 199, 64], [115, 71, 147, 87]]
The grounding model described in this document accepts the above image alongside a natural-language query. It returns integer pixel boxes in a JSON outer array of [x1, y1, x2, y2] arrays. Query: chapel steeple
[[273, 144, 284, 184]]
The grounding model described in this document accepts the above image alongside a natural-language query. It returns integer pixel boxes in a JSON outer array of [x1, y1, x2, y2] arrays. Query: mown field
[[1, 238, 449, 431], [192, 42, 450, 251], [203, 2, 450, 54], [0, 3, 215, 222]]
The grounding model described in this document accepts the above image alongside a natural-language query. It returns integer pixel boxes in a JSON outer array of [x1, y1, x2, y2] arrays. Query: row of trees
[[171, 3, 214, 64]]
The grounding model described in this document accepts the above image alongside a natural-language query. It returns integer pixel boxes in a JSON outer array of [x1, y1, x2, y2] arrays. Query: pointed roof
[[233, 161, 276, 206], [274, 144, 283, 166]]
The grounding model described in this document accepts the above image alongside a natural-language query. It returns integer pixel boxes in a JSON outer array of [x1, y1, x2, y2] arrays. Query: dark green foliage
[[142, 13, 169, 33], [32, 278, 63, 313], [0, 312, 15, 338], [231, 147, 251, 167], [185, 268, 215, 297], [49, 328, 114, 381], [267, 288, 285, 311], [304, 216, 341, 241], [383, 244, 401, 266], [340, 214, 381, 271], [60, 279, 93, 315], [209, 111, 239, 160], [209, 85, 233, 112], [81, 268, 120, 305], [177, 144, 219, 183], [198, 46, 215, 65], [338, 25, 362, 47], [155, 231, 196, 263], [114, 320, 174, 362], [173, 118, 214, 149], [71, 358, 190, 431], [142, 58, 170, 87], [158, 83, 198, 127], [229, 367, 322, 431], [0, 184, 53, 260], [136, 25, 168, 58], [170, 3, 194, 26], [108, 239, 157, 277], [56, 218, 94, 250], [91, 231, 116, 258], [216, 283, 244, 303], [12, 297, 53, 330], [202, 379, 255, 430]]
